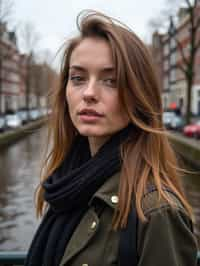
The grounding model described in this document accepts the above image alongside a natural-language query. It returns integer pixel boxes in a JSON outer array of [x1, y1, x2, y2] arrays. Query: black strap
[[119, 205, 138, 266], [93, 198, 138, 266], [94, 187, 184, 266], [119, 185, 179, 266]]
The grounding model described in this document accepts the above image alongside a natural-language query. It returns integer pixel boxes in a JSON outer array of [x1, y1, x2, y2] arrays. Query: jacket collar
[[88, 172, 120, 209]]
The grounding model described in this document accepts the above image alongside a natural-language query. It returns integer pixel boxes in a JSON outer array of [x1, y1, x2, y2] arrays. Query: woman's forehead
[[69, 37, 115, 71]]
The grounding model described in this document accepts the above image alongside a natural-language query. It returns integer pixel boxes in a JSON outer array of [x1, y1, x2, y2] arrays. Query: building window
[[164, 43, 169, 56], [164, 60, 169, 71], [164, 76, 169, 89], [170, 68, 176, 82], [170, 37, 176, 49], [170, 51, 176, 66]]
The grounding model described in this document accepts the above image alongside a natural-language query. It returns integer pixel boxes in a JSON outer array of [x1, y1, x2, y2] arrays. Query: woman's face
[[66, 37, 130, 140]]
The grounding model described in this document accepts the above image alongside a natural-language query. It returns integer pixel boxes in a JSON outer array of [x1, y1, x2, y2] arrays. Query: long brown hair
[[36, 10, 194, 230]]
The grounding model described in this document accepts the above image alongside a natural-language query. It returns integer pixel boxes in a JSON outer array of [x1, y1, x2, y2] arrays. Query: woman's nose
[[83, 80, 98, 102]]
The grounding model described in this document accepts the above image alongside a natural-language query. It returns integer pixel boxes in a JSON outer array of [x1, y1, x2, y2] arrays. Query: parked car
[[29, 109, 40, 121], [0, 115, 6, 132], [183, 120, 200, 137], [17, 110, 28, 124], [5, 113, 22, 129], [193, 120, 200, 139], [162, 111, 176, 129], [40, 107, 47, 116], [170, 115, 186, 131]]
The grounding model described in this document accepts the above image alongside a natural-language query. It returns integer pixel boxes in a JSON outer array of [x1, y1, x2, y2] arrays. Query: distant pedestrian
[[25, 10, 198, 266]]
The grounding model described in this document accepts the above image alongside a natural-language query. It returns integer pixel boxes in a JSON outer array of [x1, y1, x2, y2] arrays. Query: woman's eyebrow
[[101, 67, 115, 73], [69, 65, 86, 72], [69, 65, 115, 73]]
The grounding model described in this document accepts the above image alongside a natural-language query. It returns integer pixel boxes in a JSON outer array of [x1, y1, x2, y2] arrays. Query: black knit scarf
[[24, 124, 133, 266]]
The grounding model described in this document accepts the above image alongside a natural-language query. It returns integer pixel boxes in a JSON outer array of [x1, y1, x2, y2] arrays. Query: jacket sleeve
[[137, 206, 198, 266]]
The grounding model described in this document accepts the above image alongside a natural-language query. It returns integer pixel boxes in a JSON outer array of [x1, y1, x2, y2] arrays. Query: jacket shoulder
[[137, 193, 198, 266], [141, 188, 186, 216]]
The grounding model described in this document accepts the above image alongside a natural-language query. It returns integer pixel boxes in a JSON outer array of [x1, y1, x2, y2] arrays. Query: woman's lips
[[78, 113, 104, 122]]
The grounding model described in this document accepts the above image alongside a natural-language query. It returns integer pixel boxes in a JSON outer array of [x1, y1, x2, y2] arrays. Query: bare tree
[[19, 22, 40, 54], [18, 22, 40, 114], [31, 61, 58, 111], [0, 0, 14, 23], [169, 0, 200, 123], [149, 0, 200, 124], [147, 0, 180, 36]]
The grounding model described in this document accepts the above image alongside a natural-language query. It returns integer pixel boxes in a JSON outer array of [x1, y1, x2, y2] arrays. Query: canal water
[[0, 127, 200, 251]]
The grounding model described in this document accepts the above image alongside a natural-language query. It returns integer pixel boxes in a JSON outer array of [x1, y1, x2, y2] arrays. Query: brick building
[[0, 23, 52, 114], [152, 2, 200, 116], [0, 22, 26, 113]]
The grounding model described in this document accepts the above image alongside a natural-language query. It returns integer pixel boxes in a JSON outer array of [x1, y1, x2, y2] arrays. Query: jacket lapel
[[60, 208, 99, 266], [60, 172, 120, 266]]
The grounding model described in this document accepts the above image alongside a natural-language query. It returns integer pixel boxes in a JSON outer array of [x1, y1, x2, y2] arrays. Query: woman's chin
[[79, 130, 104, 137], [77, 126, 107, 138]]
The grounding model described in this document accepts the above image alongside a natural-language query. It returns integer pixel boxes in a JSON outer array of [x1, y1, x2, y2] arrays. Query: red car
[[183, 120, 200, 137], [195, 122, 200, 139]]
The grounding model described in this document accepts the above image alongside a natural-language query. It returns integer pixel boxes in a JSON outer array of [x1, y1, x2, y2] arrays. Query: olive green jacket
[[59, 172, 198, 266]]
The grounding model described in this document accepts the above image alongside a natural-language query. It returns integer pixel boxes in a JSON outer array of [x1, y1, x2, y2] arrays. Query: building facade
[[0, 23, 56, 115], [0, 22, 24, 113], [152, 2, 200, 116]]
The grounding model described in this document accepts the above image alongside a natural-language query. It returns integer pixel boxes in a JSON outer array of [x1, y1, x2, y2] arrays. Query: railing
[[0, 251, 200, 265], [0, 252, 26, 266]]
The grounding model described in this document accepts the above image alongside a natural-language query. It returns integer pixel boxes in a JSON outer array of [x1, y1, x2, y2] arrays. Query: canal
[[0, 127, 200, 251]]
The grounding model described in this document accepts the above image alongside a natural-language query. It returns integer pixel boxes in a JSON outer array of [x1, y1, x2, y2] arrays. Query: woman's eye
[[70, 76, 85, 85], [103, 78, 116, 87]]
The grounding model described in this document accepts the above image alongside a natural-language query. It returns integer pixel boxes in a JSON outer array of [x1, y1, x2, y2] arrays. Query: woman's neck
[[88, 135, 111, 156]]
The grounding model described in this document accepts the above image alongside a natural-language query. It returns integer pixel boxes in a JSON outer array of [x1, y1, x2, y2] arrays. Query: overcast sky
[[12, 0, 166, 66]]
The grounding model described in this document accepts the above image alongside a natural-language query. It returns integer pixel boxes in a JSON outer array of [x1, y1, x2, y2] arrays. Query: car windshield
[[0, 118, 4, 125], [6, 115, 18, 121], [172, 116, 179, 121], [163, 112, 175, 118]]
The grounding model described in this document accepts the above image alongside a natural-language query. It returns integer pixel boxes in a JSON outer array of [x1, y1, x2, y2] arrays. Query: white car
[[162, 112, 176, 129], [5, 113, 22, 129], [17, 110, 28, 124], [29, 108, 44, 120]]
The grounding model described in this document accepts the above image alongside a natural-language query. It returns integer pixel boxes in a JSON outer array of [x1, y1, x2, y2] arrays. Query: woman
[[25, 10, 198, 266]]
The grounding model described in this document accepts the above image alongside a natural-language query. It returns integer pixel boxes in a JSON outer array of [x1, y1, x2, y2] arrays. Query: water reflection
[[0, 127, 47, 251]]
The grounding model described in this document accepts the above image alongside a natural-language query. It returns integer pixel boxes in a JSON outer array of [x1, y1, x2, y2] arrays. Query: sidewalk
[[168, 130, 200, 152], [167, 130, 200, 169], [0, 118, 45, 148]]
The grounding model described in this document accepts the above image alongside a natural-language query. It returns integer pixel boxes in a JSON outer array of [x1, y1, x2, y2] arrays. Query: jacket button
[[111, 195, 118, 204], [90, 221, 97, 229]]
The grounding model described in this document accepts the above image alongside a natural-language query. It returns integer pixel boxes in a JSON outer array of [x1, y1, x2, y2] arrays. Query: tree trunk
[[185, 77, 193, 124], [25, 56, 31, 119]]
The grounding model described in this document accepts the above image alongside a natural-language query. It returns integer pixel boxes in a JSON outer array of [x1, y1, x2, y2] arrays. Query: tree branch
[[185, 0, 193, 10], [174, 36, 189, 66], [194, 14, 200, 33], [194, 16, 200, 51], [168, 15, 189, 68], [177, 62, 187, 76], [195, 38, 200, 52], [0, 0, 14, 23]]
